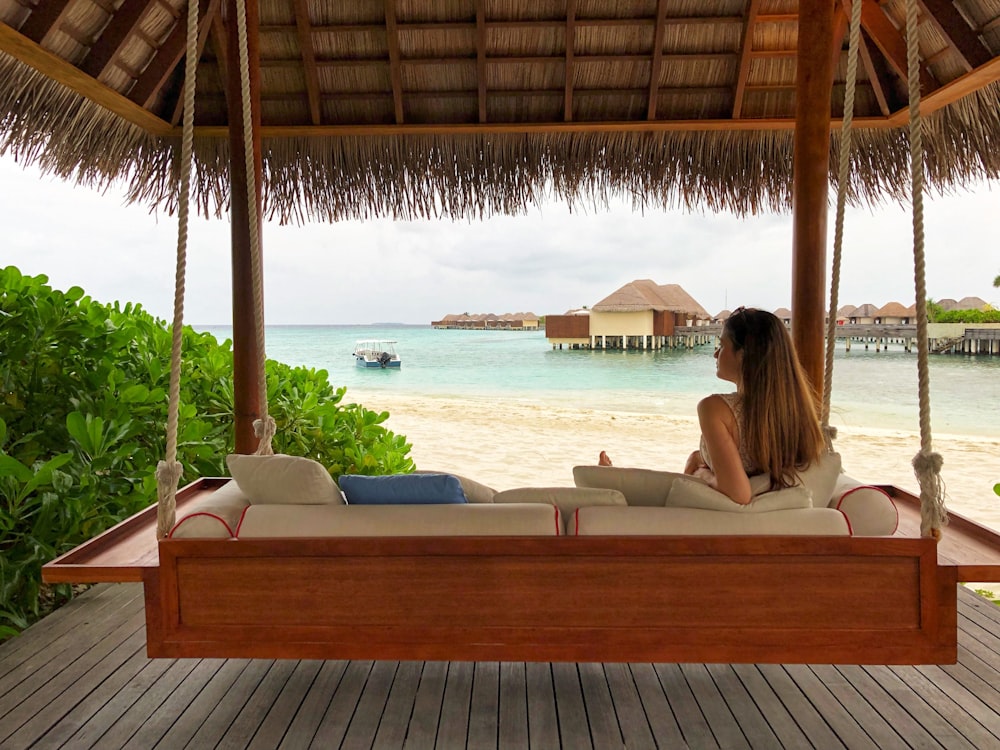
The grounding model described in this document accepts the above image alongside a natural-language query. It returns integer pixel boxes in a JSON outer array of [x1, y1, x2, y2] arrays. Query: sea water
[[198, 324, 999, 438]]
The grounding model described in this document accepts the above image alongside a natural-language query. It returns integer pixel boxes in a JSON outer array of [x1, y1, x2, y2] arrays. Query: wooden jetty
[[550, 324, 1000, 355], [3, 582, 1000, 748]]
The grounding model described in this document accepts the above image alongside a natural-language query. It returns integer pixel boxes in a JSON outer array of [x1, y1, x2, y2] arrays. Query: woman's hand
[[683, 450, 706, 475]]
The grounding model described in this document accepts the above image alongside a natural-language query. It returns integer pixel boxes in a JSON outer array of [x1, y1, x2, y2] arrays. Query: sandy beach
[[356, 391, 1000, 535]]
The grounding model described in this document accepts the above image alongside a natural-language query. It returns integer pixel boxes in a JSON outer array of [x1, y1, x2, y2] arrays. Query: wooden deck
[[2, 584, 999, 749]]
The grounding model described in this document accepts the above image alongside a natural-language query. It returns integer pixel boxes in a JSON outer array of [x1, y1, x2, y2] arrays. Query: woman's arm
[[696, 395, 752, 504]]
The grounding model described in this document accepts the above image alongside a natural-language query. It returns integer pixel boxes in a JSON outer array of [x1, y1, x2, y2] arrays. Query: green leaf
[[994, 483, 1000, 498], [0, 454, 33, 482]]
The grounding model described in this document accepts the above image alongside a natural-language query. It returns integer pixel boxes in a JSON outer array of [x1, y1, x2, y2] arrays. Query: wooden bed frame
[[43, 478, 1000, 665]]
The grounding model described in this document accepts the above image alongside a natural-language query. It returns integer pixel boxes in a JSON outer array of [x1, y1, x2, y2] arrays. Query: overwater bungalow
[[6, 1, 1000, 746], [546, 279, 710, 349]]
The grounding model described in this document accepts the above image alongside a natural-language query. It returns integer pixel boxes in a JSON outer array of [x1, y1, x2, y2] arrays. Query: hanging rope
[[155, 0, 201, 539], [904, 0, 947, 538], [821, 0, 864, 452], [233, 0, 275, 455]]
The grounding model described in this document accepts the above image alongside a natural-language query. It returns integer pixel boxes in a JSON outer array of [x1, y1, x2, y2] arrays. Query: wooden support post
[[791, 0, 835, 403], [227, 0, 264, 453]]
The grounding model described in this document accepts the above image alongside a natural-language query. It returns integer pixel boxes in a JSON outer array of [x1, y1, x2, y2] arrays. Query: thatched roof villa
[[546, 279, 709, 349]]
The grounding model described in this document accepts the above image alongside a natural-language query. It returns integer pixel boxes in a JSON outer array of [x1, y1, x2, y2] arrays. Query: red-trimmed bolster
[[234, 504, 252, 538], [168, 512, 234, 539], [836, 508, 853, 536], [835, 485, 899, 535]]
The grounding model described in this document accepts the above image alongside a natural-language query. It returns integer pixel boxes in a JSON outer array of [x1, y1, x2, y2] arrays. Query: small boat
[[353, 340, 401, 369]]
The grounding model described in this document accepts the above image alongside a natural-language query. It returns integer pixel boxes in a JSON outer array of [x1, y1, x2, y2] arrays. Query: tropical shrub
[[0, 266, 413, 638]]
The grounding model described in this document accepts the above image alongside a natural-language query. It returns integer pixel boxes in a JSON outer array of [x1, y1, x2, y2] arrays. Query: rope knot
[[155, 459, 183, 539], [911, 450, 943, 476], [254, 416, 277, 456]]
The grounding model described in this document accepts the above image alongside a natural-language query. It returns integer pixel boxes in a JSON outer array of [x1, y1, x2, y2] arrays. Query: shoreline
[[351, 390, 1000, 534]]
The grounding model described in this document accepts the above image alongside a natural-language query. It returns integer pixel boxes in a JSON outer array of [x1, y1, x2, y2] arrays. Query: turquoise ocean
[[199, 325, 999, 438]]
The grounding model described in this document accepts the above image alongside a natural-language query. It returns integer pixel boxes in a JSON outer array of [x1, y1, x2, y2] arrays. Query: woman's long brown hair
[[723, 308, 825, 488]]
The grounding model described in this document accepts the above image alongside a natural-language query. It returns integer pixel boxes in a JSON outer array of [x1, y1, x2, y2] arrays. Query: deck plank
[[5, 583, 1000, 749], [551, 663, 592, 749], [603, 662, 656, 750], [498, 661, 528, 748], [341, 660, 397, 750], [436, 661, 473, 749], [681, 663, 750, 750], [467, 661, 499, 749], [403, 661, 447, 749], [730, 664, 811, 748], [308, 660, 372, 749], [705, 663, 783, 750], [654, 663, 719, 748], [629, 662, 688, 747], [524, 662, 560, 749]]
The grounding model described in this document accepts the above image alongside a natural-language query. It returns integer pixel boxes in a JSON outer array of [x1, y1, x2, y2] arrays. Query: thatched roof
[[593, 279, 709, 319], [956, 295, 989, 309], [3, 1, 1000, 221], [853, 303, 880, 318], [876, 301, 912, 317], [836, 304, 857, 318]]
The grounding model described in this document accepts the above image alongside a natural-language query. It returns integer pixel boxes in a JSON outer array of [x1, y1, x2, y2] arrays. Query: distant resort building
[[432, 312, 540, 330], [545, 279, 710, 350]]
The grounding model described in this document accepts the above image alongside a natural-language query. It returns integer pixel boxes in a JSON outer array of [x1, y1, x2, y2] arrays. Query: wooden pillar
[[227, 0, 264, 453], [791, 0, 836, 402]]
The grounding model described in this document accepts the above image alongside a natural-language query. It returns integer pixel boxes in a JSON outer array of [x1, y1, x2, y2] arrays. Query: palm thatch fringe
[[3, 51, 1000, 223]]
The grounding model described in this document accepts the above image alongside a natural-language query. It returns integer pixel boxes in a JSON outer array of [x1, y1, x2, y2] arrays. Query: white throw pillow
[[226, 453, 343, 505], [572, 465, 684, 506], [834, 485, 899, 536], [664, 476, 812, 513], [794, 452, 843, 507]]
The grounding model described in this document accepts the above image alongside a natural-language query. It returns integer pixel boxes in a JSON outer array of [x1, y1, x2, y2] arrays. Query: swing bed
[[42, 0, 1000, 665]]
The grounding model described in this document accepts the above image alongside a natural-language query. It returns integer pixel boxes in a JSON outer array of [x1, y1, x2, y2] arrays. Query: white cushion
[[795, 452, 843, 507], [494, 487, 626, 534], [573, 506, 851, 536], [226, 453, 343, 505], [236, 503, 562, 537], [572, 465, 684, 506], [833, 484, 899, 536], [664, 476, 812, 512], [169, 480, 250, 538]]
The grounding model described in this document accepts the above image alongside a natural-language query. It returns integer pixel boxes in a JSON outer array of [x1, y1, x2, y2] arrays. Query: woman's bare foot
[[598, 451, 613, 466]]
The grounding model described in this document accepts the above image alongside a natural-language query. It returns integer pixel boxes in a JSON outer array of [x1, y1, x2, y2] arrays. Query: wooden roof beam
[[856, 0, 937, 92], [82, 0, 155, 80], [293, 0, 322, 125], [128, 0, 211, 109], [732, 0, 760, 119], [646, 0, 667, 120], [384, 0, 404, 124], [476, 1, 487, 123], [17, 0, 72, 45], [0, 21, 170, 134], [917, 0, 990, 72], [564, 0, 576, 122], [860, 28, 895, 116]]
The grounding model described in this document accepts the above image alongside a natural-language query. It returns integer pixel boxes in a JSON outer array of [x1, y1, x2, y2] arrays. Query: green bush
[[930, 308, 1000, 324], [0, 266, 413, 638]]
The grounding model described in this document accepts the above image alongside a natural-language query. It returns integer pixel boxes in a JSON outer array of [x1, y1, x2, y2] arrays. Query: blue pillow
[[338, 473, 468, 505]]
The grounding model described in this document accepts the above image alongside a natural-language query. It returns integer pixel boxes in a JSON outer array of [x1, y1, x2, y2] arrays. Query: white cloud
[[2, 155, 997, 325]]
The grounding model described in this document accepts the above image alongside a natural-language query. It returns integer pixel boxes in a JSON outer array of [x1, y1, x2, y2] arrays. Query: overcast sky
[[3, 154, 997, 326]]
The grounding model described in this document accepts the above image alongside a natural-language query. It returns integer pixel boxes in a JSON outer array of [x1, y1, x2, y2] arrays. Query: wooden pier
[[553, 323, 1000, 355]]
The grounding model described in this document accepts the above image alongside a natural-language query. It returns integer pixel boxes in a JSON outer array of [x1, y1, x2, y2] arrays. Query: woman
[[599, 307, 825, 504]]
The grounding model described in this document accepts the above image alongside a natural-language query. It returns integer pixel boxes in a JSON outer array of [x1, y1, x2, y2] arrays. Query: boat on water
[[353, 340, 401, 369]]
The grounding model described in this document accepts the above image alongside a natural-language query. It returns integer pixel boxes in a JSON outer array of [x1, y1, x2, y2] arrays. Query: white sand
[[355, 391, 1000, 535]]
